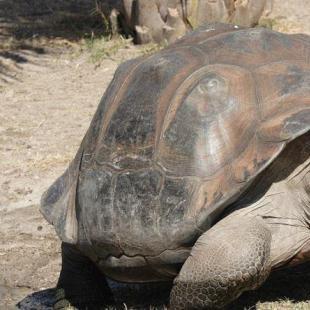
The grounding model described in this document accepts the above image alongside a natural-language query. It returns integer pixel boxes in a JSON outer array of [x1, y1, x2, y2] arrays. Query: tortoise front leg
[[170, 215, 272, 309], [54, 242, 114, 309]]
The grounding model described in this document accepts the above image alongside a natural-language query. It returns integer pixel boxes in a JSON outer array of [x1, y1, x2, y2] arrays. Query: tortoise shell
[[41, 23, 310, 259]]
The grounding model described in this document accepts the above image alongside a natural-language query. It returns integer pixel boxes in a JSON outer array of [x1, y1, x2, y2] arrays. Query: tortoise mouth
[[96, 247, 191, 282]]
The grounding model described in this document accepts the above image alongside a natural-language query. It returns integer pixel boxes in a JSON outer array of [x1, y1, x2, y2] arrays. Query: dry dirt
[[0, 0, 310, 309], [0, 38, 142, 308]]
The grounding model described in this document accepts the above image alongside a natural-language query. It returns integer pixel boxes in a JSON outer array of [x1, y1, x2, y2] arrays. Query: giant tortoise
[[41, 23, 310, 309]]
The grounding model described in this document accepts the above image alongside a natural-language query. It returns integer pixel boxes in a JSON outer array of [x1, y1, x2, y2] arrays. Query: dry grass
[[258, 300, 310, 310], [84, 35, 133, 62], [258, 17, 301, 33], [83, 34, 167, 64], [139, 42, 167, 56]]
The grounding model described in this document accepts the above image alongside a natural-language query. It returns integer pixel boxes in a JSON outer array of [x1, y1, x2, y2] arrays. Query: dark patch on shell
[[283, 110, 310, 136], [277, 65, 309, 95]]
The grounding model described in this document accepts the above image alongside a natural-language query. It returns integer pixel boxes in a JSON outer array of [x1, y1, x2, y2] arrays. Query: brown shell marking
[[93, 47, 208, 170], [156, 64, 258, 177], [191, 57, 310, 227], [196, 28, 310, 69]]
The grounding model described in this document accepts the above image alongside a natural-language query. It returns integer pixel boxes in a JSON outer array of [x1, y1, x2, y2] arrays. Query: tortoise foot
[[170, 215, 272, 309], [55, 243, 114, 309]]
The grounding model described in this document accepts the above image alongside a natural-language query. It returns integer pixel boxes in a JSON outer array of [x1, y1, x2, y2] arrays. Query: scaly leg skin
[[54, 242, 114, 310], [170, 215, 272, 309]]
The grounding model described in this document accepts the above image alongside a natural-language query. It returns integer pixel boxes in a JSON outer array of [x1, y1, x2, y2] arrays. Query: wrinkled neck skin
[[226, 132, 310, 269]]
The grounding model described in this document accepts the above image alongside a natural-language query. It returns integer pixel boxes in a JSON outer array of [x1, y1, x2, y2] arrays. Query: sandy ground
[[0, 42, 142, 308], [0, 0, 310, 309], [268, 0, 310, 34]]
